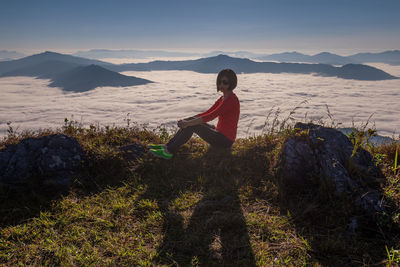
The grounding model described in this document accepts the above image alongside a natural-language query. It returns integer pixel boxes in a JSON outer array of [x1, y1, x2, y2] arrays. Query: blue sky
[[1, 0, 399, 55]]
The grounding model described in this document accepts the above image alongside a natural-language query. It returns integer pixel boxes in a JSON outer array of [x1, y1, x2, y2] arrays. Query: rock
[[348, 217, 358, 232], [0, 134, 85, 190], [277, 123, 384, 218], [118, 143, 145, 161]]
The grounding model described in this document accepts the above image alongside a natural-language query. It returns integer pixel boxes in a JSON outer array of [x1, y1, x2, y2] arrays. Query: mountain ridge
[[0, 52, 397, 84], [111, 54, 397, 80], [0, 50, 25, 60], [49, 64, 152, 92], [0, 51, 112, 75], [72, 49, 400, 65], [0, 52, 152, 92]]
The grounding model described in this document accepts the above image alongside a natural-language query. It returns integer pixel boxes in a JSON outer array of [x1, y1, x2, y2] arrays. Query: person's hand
[[183, 116, 195, 121], [207, 123, 216, 129], [177, 120, 188, 129]]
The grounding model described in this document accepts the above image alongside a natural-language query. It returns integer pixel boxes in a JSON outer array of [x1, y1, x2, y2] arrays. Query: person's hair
[[216, 69, 237, 91]]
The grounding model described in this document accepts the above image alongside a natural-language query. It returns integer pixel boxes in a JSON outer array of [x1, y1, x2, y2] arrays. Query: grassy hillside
[[0, 120, 399, 266]]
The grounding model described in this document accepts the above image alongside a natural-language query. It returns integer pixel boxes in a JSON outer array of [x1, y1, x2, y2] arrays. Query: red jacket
[[197, 93, 240, 141]]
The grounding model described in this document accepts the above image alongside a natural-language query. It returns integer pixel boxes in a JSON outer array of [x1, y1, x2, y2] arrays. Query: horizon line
[[2, 48, 400, 58]]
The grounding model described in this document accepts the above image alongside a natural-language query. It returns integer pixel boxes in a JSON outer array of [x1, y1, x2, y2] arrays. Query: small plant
[[386, 246, 400, 266], [62, 116, 83, 135], [392, 146, 399, 175], [260, 100, 310, 136], [374, 153, 387, 166], [155, 124, 173, 143], [347, 128, 377, 158], [124, 113, 131, 128], [246, 118, 256, 137], [6, 121, 16, 138]]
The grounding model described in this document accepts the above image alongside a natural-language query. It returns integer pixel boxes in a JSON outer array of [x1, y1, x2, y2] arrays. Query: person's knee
[[187, 124, 205, 131], [183, 125, 197, 132]]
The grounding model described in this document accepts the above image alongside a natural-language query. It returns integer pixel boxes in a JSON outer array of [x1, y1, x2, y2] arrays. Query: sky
[[0, 0, 399, 55]]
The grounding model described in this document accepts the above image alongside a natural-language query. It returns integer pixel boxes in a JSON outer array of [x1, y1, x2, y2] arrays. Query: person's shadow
[[139, 145, 256, 266]]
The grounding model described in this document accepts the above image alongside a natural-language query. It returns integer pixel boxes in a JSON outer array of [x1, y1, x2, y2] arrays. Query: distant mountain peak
[[49, 64, 152, 91], [314, 52, 335, 56], [0, 52, 152, 91], [85, 64, 103, 69], [285, 51, 305, 55], [41, 51, 62, 56], [270, 51, 306, 56], [29, 51, 73, 59]]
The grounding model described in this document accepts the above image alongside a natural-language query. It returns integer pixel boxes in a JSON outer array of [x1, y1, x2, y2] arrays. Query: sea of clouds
[[0, 61, 399, 139]]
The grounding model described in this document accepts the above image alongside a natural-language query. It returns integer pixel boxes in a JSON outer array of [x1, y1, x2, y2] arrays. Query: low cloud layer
[[1, 64, 399, 138]]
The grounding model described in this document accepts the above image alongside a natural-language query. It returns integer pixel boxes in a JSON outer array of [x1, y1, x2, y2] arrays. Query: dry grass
[[0, 119, 399, 266]]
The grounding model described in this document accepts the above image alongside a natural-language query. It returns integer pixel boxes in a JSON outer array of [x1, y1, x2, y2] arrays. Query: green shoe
[[149, 144, 164, 149], [149, 147, 173, 159]]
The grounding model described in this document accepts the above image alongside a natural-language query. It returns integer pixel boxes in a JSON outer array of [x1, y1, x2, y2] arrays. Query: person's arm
[[199, 96, 232, 123], [178, 98, 222, 128], [180, 116, 215, 129], [196, 97, 222, 117]]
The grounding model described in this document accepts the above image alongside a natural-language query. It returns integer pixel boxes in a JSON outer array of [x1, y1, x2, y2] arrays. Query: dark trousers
[[166, 124, 233, 154]]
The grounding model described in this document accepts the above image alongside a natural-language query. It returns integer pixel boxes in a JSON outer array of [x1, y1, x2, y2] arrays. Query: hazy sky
[[1, 0, 399, 55]]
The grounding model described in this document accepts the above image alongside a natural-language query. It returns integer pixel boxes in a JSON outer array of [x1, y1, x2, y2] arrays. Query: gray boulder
[[277, 123, 384, 217], [0, 134, 85, 190], [118, 143, 145, 161]]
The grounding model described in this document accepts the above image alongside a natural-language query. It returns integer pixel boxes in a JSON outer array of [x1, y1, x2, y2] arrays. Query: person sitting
[[149, 68, 240, 159]]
